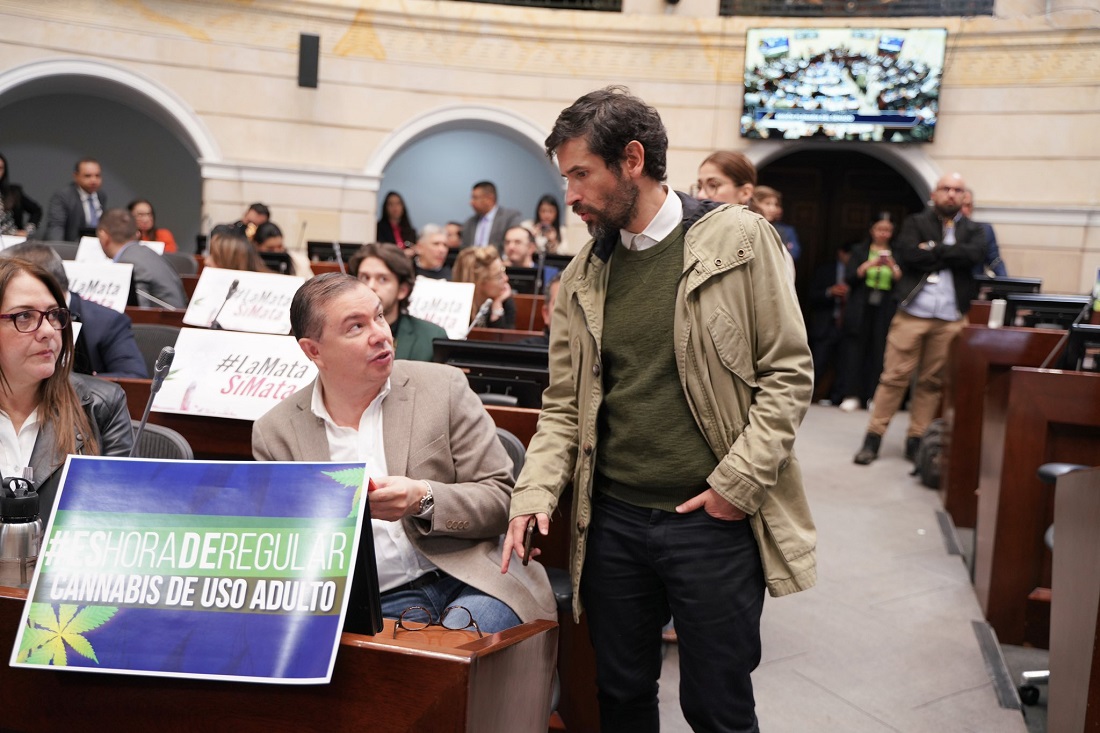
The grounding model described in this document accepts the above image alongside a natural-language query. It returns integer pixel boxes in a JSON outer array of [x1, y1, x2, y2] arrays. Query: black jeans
[[581, 493, 765, 733]]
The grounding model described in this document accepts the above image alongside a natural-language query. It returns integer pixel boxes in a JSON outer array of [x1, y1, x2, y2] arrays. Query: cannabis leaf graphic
[[18, 603, 118, 666], [323, 467, 366, 518]]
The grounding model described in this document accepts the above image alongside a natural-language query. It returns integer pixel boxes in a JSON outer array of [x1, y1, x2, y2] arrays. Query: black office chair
[[131, 324, 181, 377], [162, 252, 198, 276], [43, 240, 79, 260], [495, 428, 526, 480], [479, 392, 520, 408], [130, 421, 194, 460], [1018, 461, 1089, 706]]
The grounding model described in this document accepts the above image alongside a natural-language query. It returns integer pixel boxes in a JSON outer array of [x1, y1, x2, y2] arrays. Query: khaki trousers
[[867, 310, 965, 439]]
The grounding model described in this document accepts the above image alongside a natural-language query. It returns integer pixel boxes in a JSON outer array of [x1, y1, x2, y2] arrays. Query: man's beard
[[935, 201, 961, 219], [574, 175, 639, 240]]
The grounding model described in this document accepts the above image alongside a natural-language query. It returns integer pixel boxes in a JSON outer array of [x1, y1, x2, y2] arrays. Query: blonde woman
[[452, 246, 515, 329]]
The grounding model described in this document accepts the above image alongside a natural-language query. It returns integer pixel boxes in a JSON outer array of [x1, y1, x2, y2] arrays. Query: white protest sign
[[183, 267, 303, 335], [0, 235, 27, 249], [153, 328, 316, 420], [76, 236, 165, 263], [407, 276, 475, 339], [63, 261, 134, 313]]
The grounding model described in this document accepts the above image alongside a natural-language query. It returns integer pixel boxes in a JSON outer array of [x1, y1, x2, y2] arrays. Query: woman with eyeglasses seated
[[0, 258, 133, 523], [452, 246, 515, 330]]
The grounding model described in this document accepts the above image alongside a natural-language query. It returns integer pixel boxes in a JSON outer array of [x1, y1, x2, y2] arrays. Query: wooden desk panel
[[513, 294, 546, 334], [125, 307, 186, 327], [0, 587, 556, 732], [942, 326, 1064, 528], [973, 368, 1100, 647], [468, 328, 544, 343], [1048, 467, 1100, 733]]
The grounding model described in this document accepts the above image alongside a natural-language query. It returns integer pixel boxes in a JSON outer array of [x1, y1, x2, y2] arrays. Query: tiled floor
[[655, 404, 1028, 732]]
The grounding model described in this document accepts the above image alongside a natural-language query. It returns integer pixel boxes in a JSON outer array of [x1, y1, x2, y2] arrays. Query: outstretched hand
[[501, 513, 550, 574]]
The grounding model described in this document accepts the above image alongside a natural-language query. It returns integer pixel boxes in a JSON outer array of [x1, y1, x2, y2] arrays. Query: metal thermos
[[0, 471, 44, 589]]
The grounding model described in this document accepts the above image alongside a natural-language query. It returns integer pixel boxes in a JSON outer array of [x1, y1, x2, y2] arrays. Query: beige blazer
[[253, 360, 556, 623]]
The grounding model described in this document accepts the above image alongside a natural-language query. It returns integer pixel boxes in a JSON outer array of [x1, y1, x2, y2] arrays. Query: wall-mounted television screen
[[741, 27, 948, 143]]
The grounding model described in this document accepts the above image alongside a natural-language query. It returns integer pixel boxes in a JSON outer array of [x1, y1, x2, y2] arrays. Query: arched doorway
[[0, 60, 217, 252], [366, 106, 562, 240], [757, 148, 925, 296]]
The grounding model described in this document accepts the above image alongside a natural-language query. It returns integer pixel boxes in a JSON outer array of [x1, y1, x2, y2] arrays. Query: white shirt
[[619, 186, 682, 252], [0, 407, 40, 482], [310, 379, 437, 592], [475, 206, 499, 247], [79, 188, 101, 223]]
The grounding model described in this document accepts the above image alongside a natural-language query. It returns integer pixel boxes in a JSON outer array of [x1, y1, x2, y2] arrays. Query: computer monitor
[[432, 339, 549, 409], [1058, 323, 1100, 373], [973, 275, 1042, 301], [343, 493, 384, 635], [1004, 293, 1091, 330], [543, 253, 574, 273], [259, 250, 294, 275], [307, 241, 360, 263], [506, 266, 540, 295]]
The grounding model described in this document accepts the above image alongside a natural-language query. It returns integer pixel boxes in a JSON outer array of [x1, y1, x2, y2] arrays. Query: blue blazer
[[69, 292, 149, 378]]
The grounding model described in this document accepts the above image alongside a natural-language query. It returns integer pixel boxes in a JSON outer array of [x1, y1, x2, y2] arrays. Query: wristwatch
[[417, 481, 434, 515]]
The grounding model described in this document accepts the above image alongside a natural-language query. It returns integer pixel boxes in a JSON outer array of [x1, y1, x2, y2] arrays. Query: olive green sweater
[[594, 227, 717, 511]]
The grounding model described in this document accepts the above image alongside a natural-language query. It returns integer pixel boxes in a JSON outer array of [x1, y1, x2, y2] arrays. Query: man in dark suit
[[1, 242, 147, 378], [806, 243, 851, 404], [45, 158, 106, 242], [461, 181, 522, 248], [961, 189, 1007, 277], [252, 273, 555, 631], [96, 208, 187, 309], [854, 173, 986, 466]]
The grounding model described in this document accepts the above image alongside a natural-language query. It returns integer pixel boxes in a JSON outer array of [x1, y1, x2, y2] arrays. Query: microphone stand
[[131, 347, 175, 457], [529, 248, 546, 332], [333, 242, 346, 274], [464, 298, 493, 338], [135, 288, 177, 310], [209, 279, 240, 330]]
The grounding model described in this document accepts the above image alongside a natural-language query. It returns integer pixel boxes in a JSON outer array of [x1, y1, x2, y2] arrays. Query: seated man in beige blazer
[[253, 273, 555, 632]]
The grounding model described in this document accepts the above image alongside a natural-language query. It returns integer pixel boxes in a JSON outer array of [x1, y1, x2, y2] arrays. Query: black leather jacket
[[30, 373, 133, 523]]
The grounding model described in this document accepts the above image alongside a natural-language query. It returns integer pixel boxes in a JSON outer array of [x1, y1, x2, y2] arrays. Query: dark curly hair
[[545, 85, 668, 182]]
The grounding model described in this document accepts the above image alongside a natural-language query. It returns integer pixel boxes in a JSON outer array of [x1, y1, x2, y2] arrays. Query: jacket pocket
[[706, 310, 758, 389]]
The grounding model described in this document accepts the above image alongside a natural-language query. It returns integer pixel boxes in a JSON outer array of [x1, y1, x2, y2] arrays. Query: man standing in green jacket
[[349, 242, 447, 362], [501, 87, 817, 732]]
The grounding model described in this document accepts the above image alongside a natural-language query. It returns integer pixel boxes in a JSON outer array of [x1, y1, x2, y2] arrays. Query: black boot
[[854, 432, 882, 465], [905, 436, 922, 463]]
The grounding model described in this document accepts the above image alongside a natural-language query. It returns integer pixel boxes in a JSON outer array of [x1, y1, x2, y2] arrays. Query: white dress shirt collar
[[619, 186, 682, 252]]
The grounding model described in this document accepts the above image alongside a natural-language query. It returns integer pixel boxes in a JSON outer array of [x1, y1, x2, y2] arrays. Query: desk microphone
[[135, 288, 177, 310], [466, 298, 494, 336], [209, 279, 240, 330], [529, 249, 547, 331], [333, 242, 346, 275], [130, 346, 175, 457]]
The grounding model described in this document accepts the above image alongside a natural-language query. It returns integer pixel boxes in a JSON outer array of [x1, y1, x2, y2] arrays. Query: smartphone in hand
[[522, 518, 536, 567]]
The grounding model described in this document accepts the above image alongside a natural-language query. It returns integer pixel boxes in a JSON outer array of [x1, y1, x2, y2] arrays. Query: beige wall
[[0, 0, 1095, 288]]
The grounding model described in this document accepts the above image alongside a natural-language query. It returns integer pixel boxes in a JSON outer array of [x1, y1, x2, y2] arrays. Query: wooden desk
[[942, 326, 1064, 528], [181, 274, 198, 300], [513, 294, 546, 334], [973, 367, 1100, 647], [125, 306, 186, 327], [0, 587, 557, 732], [1047, 466, 1100, 733], [468, 328, 544, 344]]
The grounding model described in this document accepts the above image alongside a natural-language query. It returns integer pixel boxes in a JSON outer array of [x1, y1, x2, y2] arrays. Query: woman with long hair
[[206, 224, 269, 272], [0, 258, 132, 522], [376, 191, 417, 251], [837, 213, 901, 412], [452, 245, 515, 329], [0, 152, 42, 236], [522, 194, 566, 254], [128, 199, 178, 253]]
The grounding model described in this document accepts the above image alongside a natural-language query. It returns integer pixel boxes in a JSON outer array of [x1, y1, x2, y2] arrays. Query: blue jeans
[[581, 493, 765, 733], [380, 572, 521, 634]]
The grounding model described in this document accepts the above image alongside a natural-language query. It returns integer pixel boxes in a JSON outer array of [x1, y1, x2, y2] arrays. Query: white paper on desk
[[183, 267, 304, 335], [63, 261, 133, 312], [76, 236, 165, 262], [153, 328, 316, 420], [407, 276, 475, 340]]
